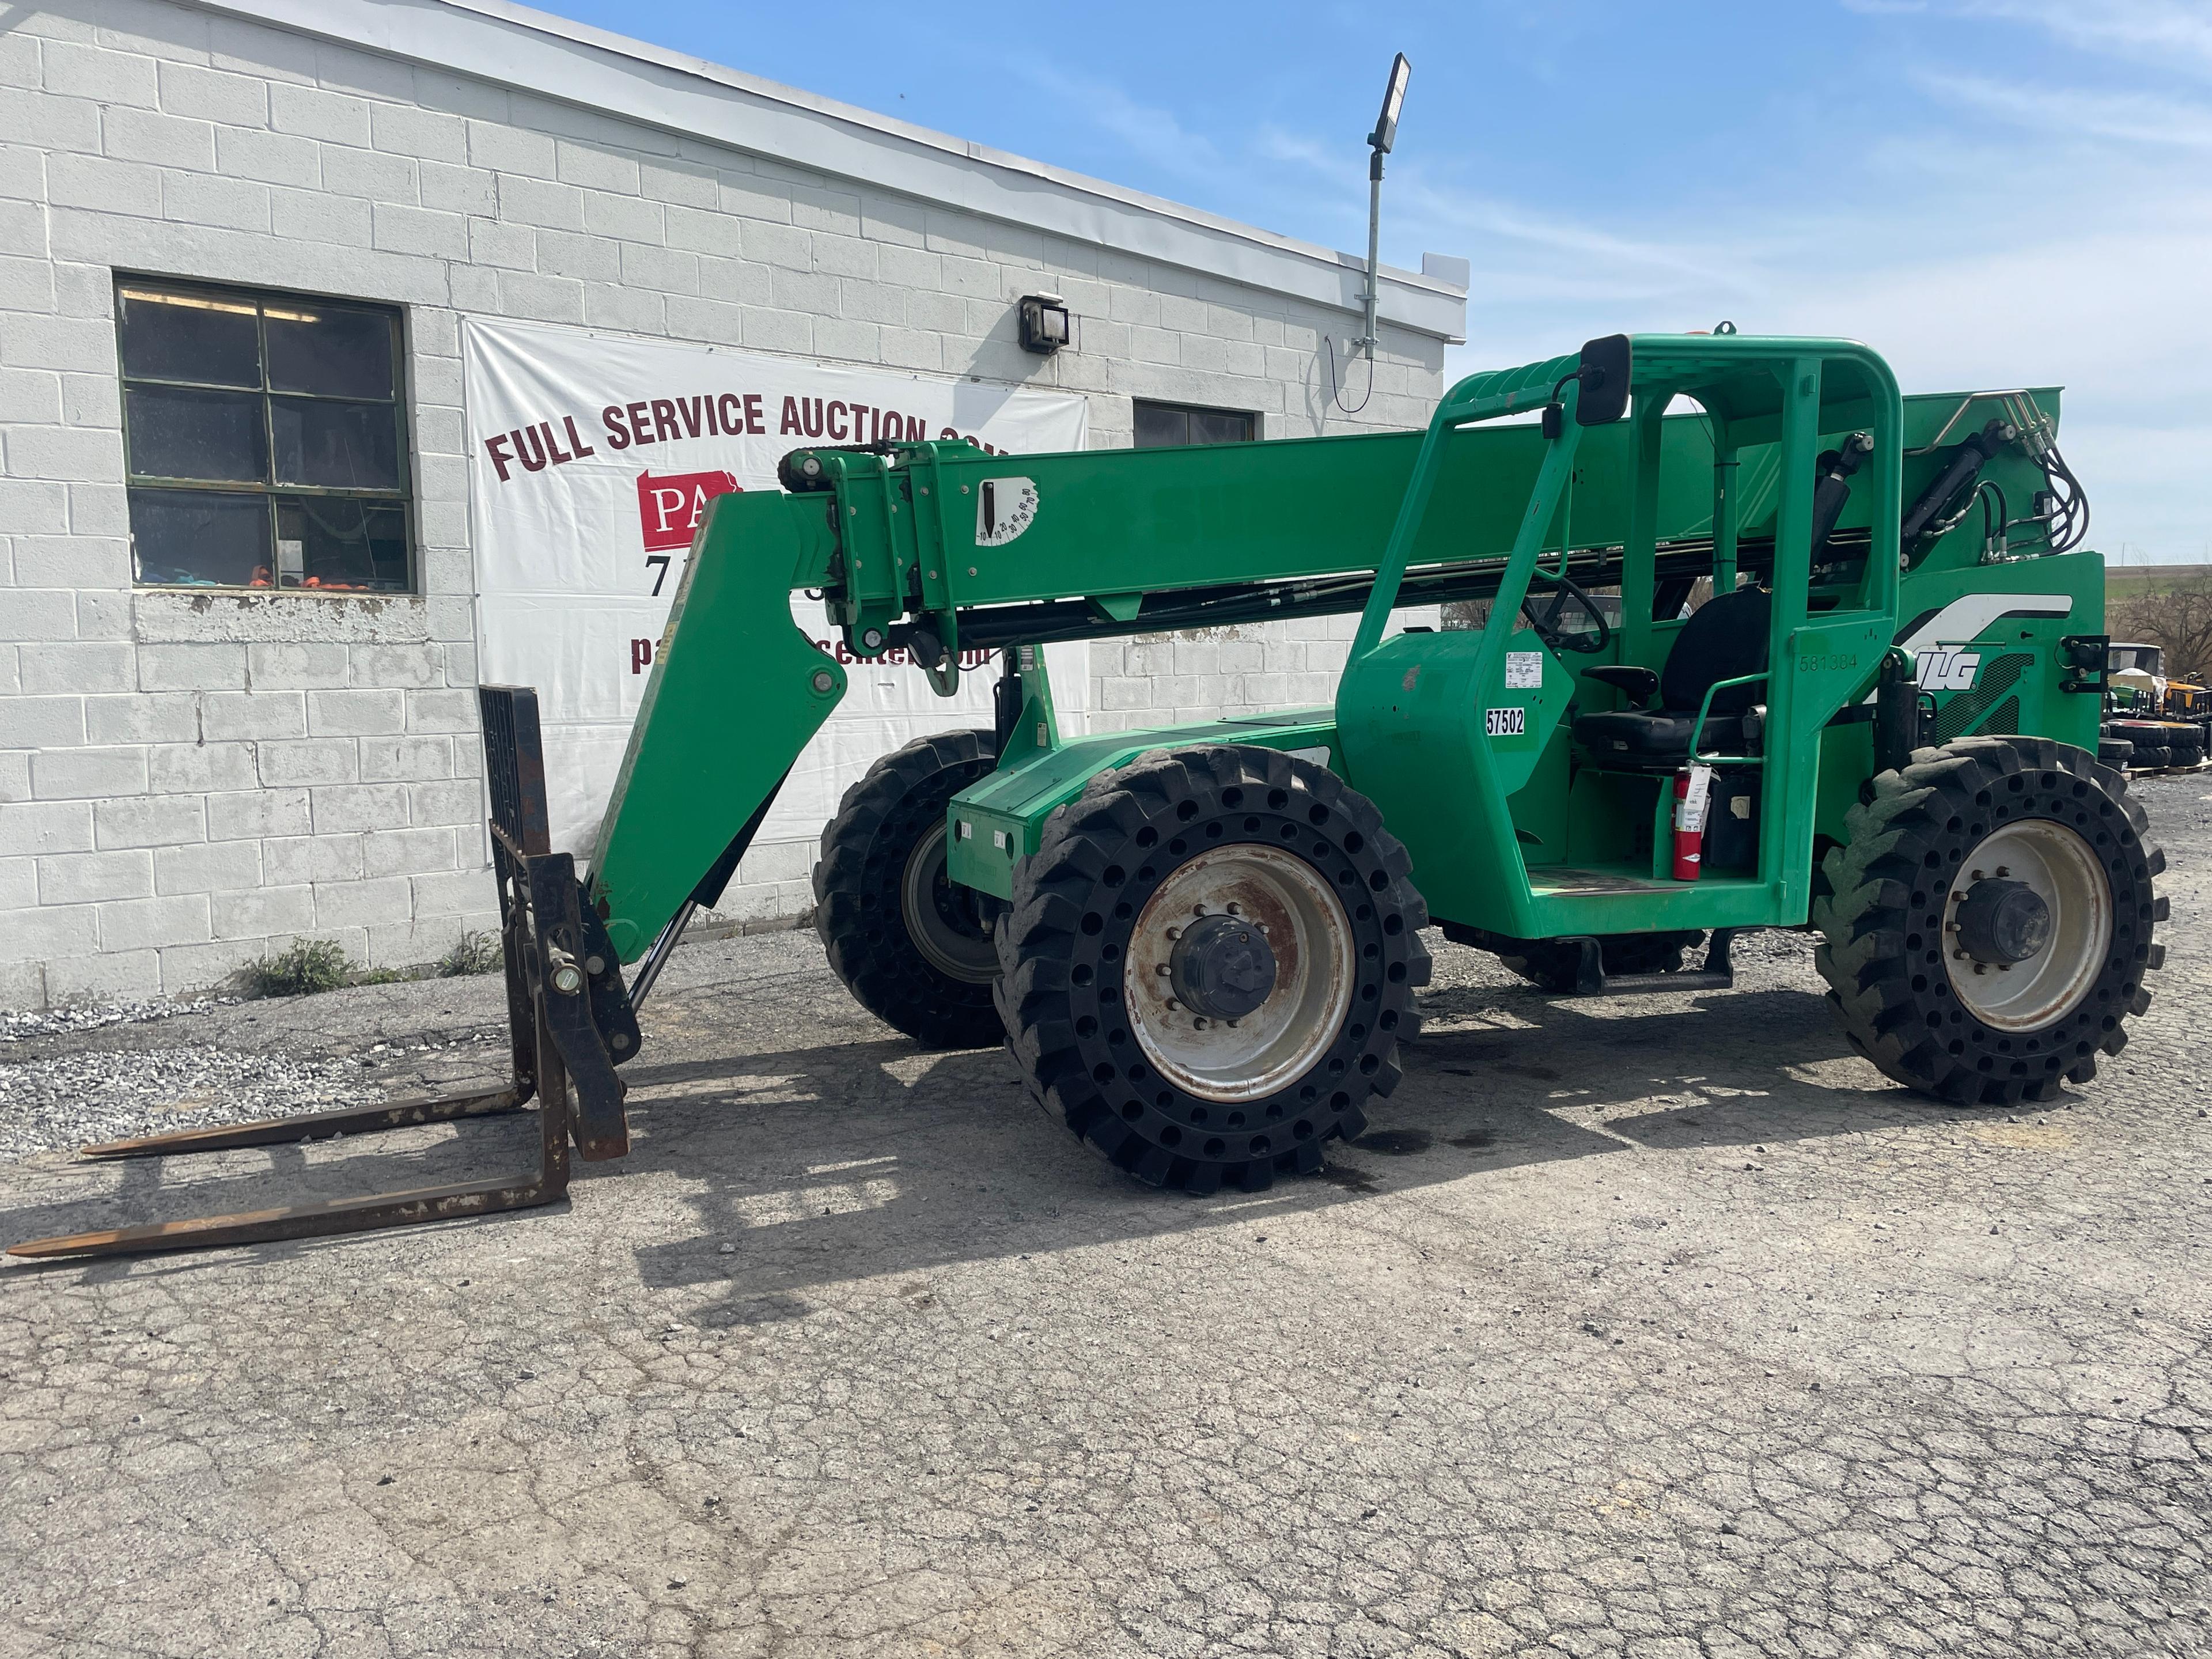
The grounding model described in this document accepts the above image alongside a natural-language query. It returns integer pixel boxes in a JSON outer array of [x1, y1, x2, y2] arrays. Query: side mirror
[[1575, 334, 1633, 426]]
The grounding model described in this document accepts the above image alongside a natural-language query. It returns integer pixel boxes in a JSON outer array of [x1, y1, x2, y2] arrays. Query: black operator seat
[[1570, 586, 1772, 764]]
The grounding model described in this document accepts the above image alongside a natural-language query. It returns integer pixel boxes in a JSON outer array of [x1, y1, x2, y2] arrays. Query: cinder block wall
[[0, 0, 1449, 1006]]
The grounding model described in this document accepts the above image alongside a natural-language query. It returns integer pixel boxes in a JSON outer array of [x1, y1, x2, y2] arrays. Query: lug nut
[[1165, 926, 1181, 941], [1192, 1017, 1210, 1030], [1226, 903, 1241, 916], [1165, 998, 1180, 1011], [1156, 964, 1172, 976]]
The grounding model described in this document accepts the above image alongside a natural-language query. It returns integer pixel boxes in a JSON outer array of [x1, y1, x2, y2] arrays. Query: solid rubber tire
[[995, 744, 1430, 1195], [1812, 735, 2164, 1106], [815, 730, 1003, 1049]]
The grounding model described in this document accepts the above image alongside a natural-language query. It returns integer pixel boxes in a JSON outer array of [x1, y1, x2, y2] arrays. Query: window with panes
[[116, 277, 413, 592], [1131, 399, 1259, 448]]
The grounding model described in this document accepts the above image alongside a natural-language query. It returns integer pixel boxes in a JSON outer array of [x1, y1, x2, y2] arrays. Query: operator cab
[[1569, 585, 1771, 767]]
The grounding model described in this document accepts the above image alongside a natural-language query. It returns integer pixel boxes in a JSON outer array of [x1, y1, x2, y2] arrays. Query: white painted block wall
[[0, 0, 1450, 1006]]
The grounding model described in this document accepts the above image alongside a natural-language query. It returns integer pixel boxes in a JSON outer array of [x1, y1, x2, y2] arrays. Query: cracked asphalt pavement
[[2, 775, 2207, 1658]]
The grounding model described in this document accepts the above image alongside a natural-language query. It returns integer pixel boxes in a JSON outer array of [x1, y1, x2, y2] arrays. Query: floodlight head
[[1370, 52, 1412, 154]]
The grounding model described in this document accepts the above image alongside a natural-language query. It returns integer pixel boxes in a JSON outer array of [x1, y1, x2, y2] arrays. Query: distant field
[[2108, 562, 2210, 600]]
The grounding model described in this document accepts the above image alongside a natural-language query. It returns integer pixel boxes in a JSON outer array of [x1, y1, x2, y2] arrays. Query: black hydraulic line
[[685, 770, 788, 911], [904, 532, 1859, 654], [1810, 432, 1874, 559], [1874, 651, 1919, 774], [1901, 419, 2010, 550]]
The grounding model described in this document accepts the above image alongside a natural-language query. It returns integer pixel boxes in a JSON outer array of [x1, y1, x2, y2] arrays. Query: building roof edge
[[192, 0, 1469, 343]]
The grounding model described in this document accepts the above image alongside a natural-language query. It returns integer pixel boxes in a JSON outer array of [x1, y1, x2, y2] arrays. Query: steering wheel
[[1520, 569, 1612, 654]]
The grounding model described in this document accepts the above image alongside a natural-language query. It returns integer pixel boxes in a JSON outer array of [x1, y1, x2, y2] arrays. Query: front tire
[[1814, 736, 2165, 1106], [815, 730, 1003, 1049], [997, 745, 1430, 1195]]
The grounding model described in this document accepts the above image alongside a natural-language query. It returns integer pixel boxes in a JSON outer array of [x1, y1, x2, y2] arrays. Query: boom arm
[[588, 386, 1647, 961], [586, 484, 846, 961]]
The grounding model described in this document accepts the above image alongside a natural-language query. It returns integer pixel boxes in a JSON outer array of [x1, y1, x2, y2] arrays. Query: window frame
[[115, 274, 416, 595], [1131, 398, 1261, 449]]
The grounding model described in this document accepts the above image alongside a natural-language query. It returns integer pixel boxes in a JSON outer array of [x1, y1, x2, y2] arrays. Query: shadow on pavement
[[0, 979, 1959, 1294]]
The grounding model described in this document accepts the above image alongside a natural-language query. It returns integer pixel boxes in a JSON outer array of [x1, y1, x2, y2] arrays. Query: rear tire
[[996, 744, 1430, 1195], [815, 730, 1003, 1049], [1442, 925, 1709, 991], [2096, 738, 2135, 766], [1814, 736, 2164, 1106]]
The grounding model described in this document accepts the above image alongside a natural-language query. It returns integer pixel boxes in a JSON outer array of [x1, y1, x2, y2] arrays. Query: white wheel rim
[[1123, 843, 1354, 1103], [1942, 817, 2112, 1031], [901, 820, 998, 984]]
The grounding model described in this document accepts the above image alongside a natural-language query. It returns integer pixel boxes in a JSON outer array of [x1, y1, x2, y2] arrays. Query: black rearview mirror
[[1575, 334, 1633, 426]]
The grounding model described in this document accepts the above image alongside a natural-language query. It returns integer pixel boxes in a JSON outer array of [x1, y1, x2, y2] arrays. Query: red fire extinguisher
[[1672, 763, 1714, 881]]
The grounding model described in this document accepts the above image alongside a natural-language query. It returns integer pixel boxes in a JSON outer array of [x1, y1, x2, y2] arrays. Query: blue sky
[[537, 0, 2212, 563]]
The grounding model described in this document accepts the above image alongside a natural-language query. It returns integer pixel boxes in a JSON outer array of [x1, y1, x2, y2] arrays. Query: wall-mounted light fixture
[[1018, 293, 1071, 355]]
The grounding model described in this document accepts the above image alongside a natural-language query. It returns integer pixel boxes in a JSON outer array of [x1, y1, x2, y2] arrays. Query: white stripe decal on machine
[[1895, 593, 2072, 656], [1861, 593, 2074, 702]]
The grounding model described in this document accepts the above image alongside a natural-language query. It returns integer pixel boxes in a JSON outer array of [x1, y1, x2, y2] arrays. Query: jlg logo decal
[[1917, 645, 1984, 692]]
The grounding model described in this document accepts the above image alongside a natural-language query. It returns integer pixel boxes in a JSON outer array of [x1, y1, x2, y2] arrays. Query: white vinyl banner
[[462, 317, 1090, 863]]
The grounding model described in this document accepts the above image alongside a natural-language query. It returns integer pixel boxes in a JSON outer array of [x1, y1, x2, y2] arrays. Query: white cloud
[[1916, 69, 2212, 147], [1022, 19, 2212, 561], [1010, 65, 1228, 184], [1957, 0, 2212, 77], [1396, 177, 1753, 297], [1427, 124, 2212, 560]]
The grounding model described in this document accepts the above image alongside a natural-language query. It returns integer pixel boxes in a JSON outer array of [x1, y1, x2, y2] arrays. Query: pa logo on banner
[[637, 469, 740, 552]]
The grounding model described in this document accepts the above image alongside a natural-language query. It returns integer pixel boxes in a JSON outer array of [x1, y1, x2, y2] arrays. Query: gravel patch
[[0, 1044, 384, 1162], [1, 997, 241, 1044]]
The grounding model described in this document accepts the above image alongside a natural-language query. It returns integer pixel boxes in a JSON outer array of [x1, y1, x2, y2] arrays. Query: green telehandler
[[13, 331, 2165, 1259]]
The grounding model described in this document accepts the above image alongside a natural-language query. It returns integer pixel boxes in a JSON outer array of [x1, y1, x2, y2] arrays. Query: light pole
[[1358, 52, 1412, 363]]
